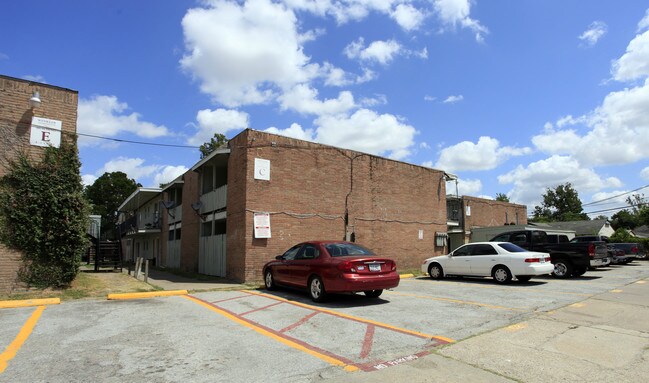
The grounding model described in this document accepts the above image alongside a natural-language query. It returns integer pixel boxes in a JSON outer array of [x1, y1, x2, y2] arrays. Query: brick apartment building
[[116, 129, 450, 283], [446, 194, 528, 251], [0, 75, 79, 293]]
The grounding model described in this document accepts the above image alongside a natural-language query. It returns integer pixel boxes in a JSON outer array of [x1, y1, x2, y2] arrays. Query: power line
[[582, 184, 649, 207], [67, 130, 200, 149]]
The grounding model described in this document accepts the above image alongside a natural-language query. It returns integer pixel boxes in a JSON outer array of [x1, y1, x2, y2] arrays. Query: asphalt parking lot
[[2, 262, 649, 382]]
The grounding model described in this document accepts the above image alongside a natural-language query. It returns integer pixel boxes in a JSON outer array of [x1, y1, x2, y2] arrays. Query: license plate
[[369, 264, 381, 272]]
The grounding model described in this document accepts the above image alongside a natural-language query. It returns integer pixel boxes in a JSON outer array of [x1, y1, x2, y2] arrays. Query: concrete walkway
[[132, 267, 254, 292]]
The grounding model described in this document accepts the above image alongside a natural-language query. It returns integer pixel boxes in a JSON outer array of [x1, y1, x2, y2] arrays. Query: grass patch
[[0, 269, 158, 301]]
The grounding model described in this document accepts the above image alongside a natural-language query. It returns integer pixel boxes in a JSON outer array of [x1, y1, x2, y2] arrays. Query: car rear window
[[497, 243, 527, 253], [325, 243, 375, 257]]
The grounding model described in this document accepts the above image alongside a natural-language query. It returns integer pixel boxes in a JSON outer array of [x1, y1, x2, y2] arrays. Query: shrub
[[0, 142, 89, 288]]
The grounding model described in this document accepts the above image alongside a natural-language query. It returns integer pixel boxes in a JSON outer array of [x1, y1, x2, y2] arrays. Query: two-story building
[[117, 129, 529, 284]]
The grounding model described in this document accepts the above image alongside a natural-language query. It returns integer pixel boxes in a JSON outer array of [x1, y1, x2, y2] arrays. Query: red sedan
[[262, 241, 400, 302]]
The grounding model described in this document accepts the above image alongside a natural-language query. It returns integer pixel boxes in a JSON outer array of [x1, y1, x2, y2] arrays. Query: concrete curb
[[107, 290, 188, 300], [399, 273, 415, 279], [0, 298, 61, 309]]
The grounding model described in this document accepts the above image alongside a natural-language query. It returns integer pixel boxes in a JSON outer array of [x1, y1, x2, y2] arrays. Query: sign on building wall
[[254, 212, 271, 238], [30, 117, 62, 148], [254, 158, 270, 180]]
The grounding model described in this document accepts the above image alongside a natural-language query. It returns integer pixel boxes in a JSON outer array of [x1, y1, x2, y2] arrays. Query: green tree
[[199, 133, 228, 159], [532, 183, 589, 222], [84, 172, 139, 238], [610, 209, 638, 230], [0, 142, 90, 288], [495, 193, 510, 202]]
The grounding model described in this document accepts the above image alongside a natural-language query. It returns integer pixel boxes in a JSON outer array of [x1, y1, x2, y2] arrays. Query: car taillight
[[631, 246, 638, 254], [389, 261, 396, 271], [525, 257, 545, 263], [337, 261, 357, 273], [588, 243, 595, 257]]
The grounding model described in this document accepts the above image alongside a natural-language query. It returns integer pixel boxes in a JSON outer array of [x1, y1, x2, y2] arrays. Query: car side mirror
[[275, 255, 283, 260]]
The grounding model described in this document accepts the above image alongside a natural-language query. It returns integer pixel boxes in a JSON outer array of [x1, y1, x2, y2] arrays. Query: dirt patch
[[0, 269, 158, 301]]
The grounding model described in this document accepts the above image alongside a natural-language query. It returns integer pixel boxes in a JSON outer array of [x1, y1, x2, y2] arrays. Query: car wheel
[[309, 276, 327, 302], [573, 266, 587, 276], [364, 289, 383, 298], [428, 263, 444, 280], [517, 276, 532, 283], [492, 266, 512, 284], [552, 260, 573, 278], [264, 269, 276, 290]]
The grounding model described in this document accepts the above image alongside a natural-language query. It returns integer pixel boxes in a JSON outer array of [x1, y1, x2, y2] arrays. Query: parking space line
[[279, 312, 319, 333], [0, 305, 46, 374], [183, 295, 360, 372], [239, 301, 283, 316], [386, 291, 526, 312], [359, 324, 375, 359], [244, 290, 454, 343]]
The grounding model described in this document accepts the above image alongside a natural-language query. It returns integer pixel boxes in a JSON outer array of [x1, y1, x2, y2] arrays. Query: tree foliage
[[84, 171, 139, 238], [199, 133, 228, 159], [611, 194, 649, 230], [0, 142, 90, 288], [532, 183, 589, 222], [495, 193, 510, 202]]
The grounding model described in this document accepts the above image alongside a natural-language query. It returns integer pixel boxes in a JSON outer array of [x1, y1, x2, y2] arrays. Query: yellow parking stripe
[[386, 291, 526, 312], [183, 295, 359, 372], [0, 306, 46, 374]]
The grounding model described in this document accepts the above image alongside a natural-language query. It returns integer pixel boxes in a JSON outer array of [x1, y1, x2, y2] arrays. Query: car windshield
[[498, 243, 527, 253], [325, 243, 375, 257]]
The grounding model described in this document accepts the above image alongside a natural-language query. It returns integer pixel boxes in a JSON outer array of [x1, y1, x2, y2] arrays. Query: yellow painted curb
[[0, 298, 60, 309], [399, 273, 415, 279], [107, 290, 188, 300]]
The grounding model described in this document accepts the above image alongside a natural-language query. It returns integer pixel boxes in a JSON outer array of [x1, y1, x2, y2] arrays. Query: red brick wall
[[0, 75, 78, 293], [180, 171, 200, 272], [227, 130, 448, 283], [463, 196, 528, 229]]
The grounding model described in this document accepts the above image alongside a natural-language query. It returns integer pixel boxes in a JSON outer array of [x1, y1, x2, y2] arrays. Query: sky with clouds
[[2, 0, 649, 217]]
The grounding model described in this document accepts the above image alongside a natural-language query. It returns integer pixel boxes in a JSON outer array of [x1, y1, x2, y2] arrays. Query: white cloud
[[278, 84, 356, 115], [443, 94, 464, 104], [181, 0, 319, 107], [187, 108, 249, 146], [89, 157, 188, 188], [641, 166, 649, 180], [451, 178, 482, 196], [314, 109, 417, 160], [82, 174, 97, 186], [424, 95, 437, 102], [497, 155, 622, 207], [77, 95, 169, 147], [638, 8, 649, 32], [23, 74, 45, 83], [433, 0, 488, 42], [264, 123, 315, 141], [579, 21, 607, 46], [344, 38, 403, 65], [611, 30, 649, 82], [435, 136, 532, 172], [391, 3, 426, 31], [153, 165, 190, 187]]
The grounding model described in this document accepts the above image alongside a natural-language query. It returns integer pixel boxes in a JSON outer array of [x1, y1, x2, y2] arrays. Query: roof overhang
[[191, 148, 231, 172], [118, 187, 162, 212]]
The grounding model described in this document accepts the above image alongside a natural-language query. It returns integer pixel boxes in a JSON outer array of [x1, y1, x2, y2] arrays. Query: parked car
[[420, 242, 554, 284], [605, 244, 628, 265], [571, 236, 640, 264], [489, 230, 608, 277], [263, 241, 400, 302], [546, 234, 570, 244]]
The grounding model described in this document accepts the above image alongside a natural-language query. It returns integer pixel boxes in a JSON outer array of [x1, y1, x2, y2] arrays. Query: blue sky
[[2, 1, 649, 217]]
